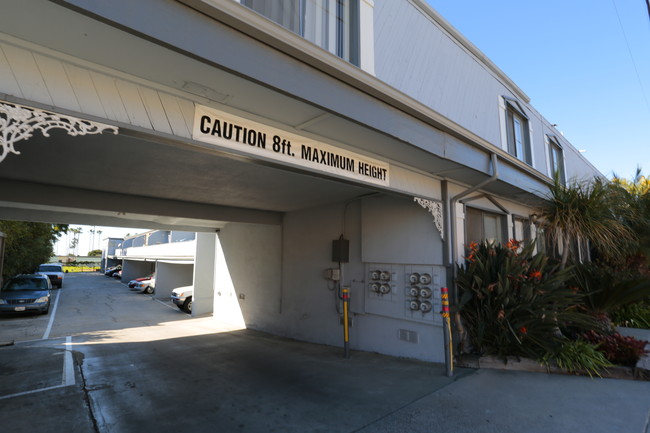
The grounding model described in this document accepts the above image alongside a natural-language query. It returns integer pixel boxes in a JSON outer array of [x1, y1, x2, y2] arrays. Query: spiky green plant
[[570, 262, 650, 315], [457, 240, 597, 360], [536, 175, 637, 269], [540, 340, 612, 378]]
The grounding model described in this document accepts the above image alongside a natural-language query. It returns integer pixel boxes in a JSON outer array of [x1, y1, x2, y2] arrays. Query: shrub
[[569, 262, 650, 315], [609, 301, 650, 329], [582, 330, 649, 366], [540, 340, 612, 378], [457, 240, 597, 360]]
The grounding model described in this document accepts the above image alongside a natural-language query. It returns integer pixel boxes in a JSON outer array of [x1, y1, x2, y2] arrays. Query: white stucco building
[[0, 0, 600, 362]]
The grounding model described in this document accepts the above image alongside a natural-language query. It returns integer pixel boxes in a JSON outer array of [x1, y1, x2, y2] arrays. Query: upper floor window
[[241, 0, 359, 65], [503, 98, 532, 165], [547, 135, 565, 185]]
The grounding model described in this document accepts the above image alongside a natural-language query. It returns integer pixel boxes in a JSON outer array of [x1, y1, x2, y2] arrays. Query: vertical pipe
[[342, 286, 350, 359], [440, 287, 453, 376]]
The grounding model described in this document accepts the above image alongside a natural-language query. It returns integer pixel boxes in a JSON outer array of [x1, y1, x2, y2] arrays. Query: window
[[504, 99, 532, 165], [547, 135, 565, 185], [512, 216, 532, 245], [241, 0, 359, 65], [466, 207, 507, 245]]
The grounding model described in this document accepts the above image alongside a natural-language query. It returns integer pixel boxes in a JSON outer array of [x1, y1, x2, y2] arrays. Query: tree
[[536, 175, 637, 269], [0, 220, 68, 281], [612, 168, 650, 269], [69, 227, 83, 256], [88, 249, 102, 257]]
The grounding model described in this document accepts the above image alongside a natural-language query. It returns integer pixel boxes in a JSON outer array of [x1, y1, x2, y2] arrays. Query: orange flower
[[505, 239, 521, 251], [519, 326, 527, 334], [497, 309, 505, 320], [469, 241, 478, 251], [529, 270, 542, 280]]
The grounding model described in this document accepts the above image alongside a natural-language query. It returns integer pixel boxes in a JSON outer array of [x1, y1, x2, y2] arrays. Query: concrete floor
[[1, 273, 649, 433]]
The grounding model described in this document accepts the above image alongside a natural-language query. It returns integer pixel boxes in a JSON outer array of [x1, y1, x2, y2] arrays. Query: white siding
[[0, 38, 193, 140]]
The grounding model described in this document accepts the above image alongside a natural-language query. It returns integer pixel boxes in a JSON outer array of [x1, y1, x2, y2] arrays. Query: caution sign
[[192, 104, 389, 186]]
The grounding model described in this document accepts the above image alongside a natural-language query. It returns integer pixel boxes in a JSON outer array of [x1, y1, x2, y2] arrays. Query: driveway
[[1, 273, 649, 433]]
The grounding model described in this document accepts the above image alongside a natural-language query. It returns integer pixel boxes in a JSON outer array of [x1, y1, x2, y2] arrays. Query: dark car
[[0, 274, 52, 314], [104, 265, 122, 277]]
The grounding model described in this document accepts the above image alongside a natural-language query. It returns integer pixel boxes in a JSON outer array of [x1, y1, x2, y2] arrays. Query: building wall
[[216, 222, 283, 331], [374, 1, 600, 182], [277, 195, 447, 362], [156, 263, 193, 299]]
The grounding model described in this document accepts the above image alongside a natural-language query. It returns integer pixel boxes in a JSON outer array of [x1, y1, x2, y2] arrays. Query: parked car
[[171, 285, 193, 313], [113, 270, 122, 279], [37, 263, 64, 288], [0, 274, 52, 314], [128, 273, 155, 288], [133, 277, 155, 294], [104, 265, 122, 277]]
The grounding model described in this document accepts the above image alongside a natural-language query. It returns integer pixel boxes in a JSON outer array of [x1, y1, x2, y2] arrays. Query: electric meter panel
[[364, 263, 444, 325]]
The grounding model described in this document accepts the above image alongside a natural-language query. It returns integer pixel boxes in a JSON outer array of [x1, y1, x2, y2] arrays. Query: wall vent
[[398, 329, 419, 344]]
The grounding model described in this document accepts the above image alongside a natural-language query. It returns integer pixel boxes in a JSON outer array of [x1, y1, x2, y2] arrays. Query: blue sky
[[426, 0, 650, 180]]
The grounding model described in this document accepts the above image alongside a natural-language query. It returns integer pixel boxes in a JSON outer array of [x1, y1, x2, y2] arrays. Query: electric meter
[[419, 301, 433, 313], [408, 273, 420, 285], [419, 287, 432, 298], [419, 273, 432, 285]]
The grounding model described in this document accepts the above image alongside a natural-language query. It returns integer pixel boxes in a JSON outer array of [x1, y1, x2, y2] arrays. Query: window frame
[[546, 134, 566, 185], [502, 97, 533, 165], [241, 0, 360, 65], [465, 206, 508, 246]]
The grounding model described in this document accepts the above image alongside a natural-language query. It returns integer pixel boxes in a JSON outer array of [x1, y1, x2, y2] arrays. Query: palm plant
[[536, 175, 637, 269]]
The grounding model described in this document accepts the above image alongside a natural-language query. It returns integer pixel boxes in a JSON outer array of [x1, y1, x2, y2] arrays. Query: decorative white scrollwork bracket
[[0, 100, 119, 163], [414, 197, 444, 240]]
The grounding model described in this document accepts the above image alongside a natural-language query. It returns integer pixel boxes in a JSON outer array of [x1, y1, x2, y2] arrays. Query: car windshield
[[39, 265, 61, 272], [2, 278, 49, 291]]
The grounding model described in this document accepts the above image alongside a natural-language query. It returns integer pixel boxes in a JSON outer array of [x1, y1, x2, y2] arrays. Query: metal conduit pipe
[[443, 153, 499, 372]]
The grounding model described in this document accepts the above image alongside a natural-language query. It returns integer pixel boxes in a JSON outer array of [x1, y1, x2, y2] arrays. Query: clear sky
[[426, 0, 650, 180], [54, 225, 146, 256]]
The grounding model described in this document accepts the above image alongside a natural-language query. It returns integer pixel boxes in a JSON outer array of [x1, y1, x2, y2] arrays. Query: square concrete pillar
[[192, 232, 217, 316]]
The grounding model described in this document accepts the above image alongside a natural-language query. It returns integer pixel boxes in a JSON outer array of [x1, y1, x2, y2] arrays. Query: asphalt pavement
[[1, 273, 649, 433]]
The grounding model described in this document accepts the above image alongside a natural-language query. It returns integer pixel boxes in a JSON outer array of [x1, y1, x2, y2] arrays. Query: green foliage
[[87, 249, 102, 257], [537, 175, 636, 268], [609, 301, 650, 329], [457, 240, 597, 360], [570, 262, 650, 314], [0, 220, 68, 281], [540, 340, 612, 378]]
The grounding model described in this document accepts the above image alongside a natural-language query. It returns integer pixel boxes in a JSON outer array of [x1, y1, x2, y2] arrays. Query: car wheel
[[144, 286, 154, 295], [182, 297, 192, 314]]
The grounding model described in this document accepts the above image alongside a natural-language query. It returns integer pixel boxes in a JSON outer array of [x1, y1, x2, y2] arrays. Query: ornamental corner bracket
[[414, 197, 444, 240], [0, 100, 119, 164]]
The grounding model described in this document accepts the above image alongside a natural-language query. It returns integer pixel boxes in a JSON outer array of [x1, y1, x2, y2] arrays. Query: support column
[[192, 232, 217, 316]]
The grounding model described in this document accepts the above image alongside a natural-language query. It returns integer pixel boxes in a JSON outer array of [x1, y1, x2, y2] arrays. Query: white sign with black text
[[192, 104, 389, 186]]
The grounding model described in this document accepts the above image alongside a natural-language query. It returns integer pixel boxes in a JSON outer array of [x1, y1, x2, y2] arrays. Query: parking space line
[[153, 297, 177, 310], [0, 336, 75, 401], [42, 290, 61, 340], [63, 336, 75, 387], [0, 383, 69, 401]]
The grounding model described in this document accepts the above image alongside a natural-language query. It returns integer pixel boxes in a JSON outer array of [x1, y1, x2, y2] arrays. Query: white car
[[171, 285, 193, 313], [134, 278, 155, 294], [37, 263, 64, 288]]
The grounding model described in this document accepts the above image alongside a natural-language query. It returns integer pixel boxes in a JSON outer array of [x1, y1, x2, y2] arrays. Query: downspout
[[445, 153, 499, 360]]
